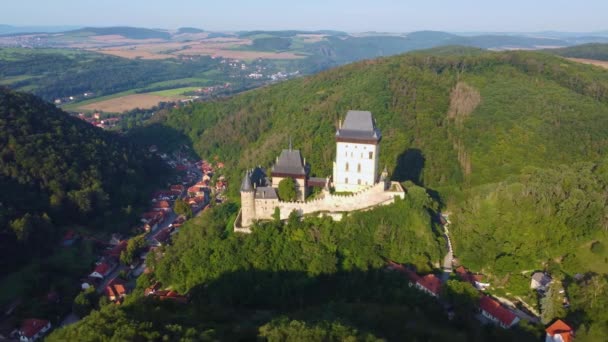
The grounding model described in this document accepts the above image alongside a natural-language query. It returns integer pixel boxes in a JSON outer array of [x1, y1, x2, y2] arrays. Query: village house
[[152, 228, 172, 246], [152, 200, 172, 212], [531, 272, 552, 291], [105, 278, 128, 303], [479, 295, 520, 328], [545, 319, 574, 342], [152, 290, 189, 304], [188, 182, 208, 197], [18, 319, 51, 342], [108, 233, 123, 246], [89, 261, 116, 279], [455, 266, 490, 290], [415, 274, 442, 297], [170, 184, 185, 194], [386, 261, 442, 297], [105, 240, 127, 261]]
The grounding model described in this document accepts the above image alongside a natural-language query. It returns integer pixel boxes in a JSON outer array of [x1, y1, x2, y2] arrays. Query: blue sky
[[2, 0, 607, 32]]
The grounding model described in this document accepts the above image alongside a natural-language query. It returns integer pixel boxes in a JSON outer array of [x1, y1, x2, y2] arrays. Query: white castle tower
[[332, 110, 381, 192]]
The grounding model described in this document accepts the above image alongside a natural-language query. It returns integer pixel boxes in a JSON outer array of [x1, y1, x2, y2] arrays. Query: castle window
[[345, 177, 349, 184], [345, 162, 349, 172], [357, 163, 361, 172], [358, 179, 361, 185], [345, 151, 347, 157], [369, 152, 373, 159]]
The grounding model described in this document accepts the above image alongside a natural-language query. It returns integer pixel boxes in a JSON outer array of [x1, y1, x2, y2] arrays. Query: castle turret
[[240, 171, 256, 227], [381, 166, 389, 190]]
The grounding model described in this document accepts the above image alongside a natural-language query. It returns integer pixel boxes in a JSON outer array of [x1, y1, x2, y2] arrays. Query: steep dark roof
[[336, 110, 381, 142], [241, 171, 253, 192], [271, 149, 306, 176]]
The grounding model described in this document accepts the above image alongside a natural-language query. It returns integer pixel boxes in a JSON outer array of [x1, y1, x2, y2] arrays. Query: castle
[[235, 110, 405, 233]]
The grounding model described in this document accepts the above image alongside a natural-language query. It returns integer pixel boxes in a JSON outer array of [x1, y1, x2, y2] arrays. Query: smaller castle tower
[[240, 171, 256, 227]]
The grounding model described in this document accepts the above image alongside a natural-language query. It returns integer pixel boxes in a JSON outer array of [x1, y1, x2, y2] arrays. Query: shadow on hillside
[[392, 148, 424, 184], [126, 123, 195, 155], [392, 148, 443, 208], [125, 268, 538, 342]]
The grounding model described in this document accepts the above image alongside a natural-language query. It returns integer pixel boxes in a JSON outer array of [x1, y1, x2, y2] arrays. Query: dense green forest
[[0, 87, 168, 275], [547, 43, 608, 61], [50, 199, 541, 341], [124, 47, 608, 338]]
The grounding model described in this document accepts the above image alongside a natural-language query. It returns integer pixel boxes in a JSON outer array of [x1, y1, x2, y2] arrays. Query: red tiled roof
[[417, 274, 442, 295], [546, 319, 573, 342], [105, 278, 127, 300], [479, 295, 517, 327], [20, 319, 49, 338], [93, 262, 111, 275], [154, 200, 171, 209], [170, 185, 185, 192], [456, 265, 484, 284]]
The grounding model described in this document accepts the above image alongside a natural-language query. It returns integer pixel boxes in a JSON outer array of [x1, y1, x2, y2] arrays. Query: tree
[[174, 199, 193, 218], [443, 279, 481, 318], [120, 235, 147, 265], [278, 178, 297, 201], [73, 286, 97, 317], [540, 282, 566, 324]]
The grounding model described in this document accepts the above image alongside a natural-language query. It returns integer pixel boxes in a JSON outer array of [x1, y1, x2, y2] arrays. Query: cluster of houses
[[74, 112, 120, 129], [144, 282, 189, 304], [387, 261, 577, 340]]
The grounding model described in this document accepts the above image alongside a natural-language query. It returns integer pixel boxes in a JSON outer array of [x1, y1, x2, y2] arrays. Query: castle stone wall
[[240, 181, 405, 227]]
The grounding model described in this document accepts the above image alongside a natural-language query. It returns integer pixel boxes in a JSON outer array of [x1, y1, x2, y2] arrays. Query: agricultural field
[[567, 57, 608, 69], [76, 92, 184, 113]]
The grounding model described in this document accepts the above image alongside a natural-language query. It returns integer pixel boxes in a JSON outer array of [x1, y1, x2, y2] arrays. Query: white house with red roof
[[479, 295, 520, 328], [415, 274, 442, 297], [18, 319, 51, 342], [89, 261, 116, 279], [545, 319, 574, 342]]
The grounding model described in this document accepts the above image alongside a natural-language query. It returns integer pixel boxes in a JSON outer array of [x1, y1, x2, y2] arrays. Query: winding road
[[440, 212, 454, 282]]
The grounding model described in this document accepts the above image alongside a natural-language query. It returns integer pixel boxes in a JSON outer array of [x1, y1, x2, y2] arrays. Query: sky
[[2, 0, 607, 33]]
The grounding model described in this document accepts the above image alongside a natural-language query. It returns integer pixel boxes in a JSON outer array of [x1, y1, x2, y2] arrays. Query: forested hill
[[0, 87, 167, 273], [546, 43, 608, 61], [138, 49, 608, 339], [155, 47, 608, 194]]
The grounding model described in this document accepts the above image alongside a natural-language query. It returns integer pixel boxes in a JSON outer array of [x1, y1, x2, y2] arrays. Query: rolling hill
[[151, 47, 608, 283], [51, 47, 608, 341], [0, 87, 168, 274], [546, 42, 608, 61]]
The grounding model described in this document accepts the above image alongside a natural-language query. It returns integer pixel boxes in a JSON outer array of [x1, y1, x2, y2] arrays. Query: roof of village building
[[532, 272, 552, 285], [93, 262, 112, 275], [417, 274, 442, 295], [479, 295, 518, 327], [271, 148, 307, 176], [336, 110, 381, 142], [20, 319, 50, 338], [545, 319, 574, 342]]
